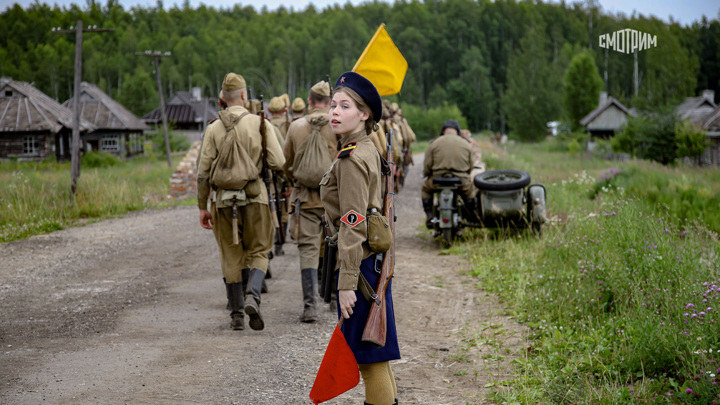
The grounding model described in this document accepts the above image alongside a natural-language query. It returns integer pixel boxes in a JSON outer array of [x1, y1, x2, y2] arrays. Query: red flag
[[309, 321, 359, 404]]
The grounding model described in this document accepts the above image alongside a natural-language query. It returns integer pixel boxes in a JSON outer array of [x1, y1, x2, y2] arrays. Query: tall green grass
[[453, 138, 720, 403], [0, 154, 190, 242]]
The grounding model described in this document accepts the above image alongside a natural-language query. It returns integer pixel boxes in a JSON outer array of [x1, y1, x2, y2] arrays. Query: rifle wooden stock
[[231, 201, 239, 246], [362, 129, 396, 348], [293, 197, 301, 241]]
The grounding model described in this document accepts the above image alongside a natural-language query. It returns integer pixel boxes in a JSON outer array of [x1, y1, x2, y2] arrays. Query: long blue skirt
[[336, 255, 401, 364]]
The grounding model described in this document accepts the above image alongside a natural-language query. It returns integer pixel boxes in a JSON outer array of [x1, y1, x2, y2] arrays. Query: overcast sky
[[1, 0, 718, 26]]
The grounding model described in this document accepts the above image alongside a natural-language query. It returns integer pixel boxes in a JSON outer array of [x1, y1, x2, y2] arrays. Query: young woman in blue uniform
[[319, 71, 400, 405]]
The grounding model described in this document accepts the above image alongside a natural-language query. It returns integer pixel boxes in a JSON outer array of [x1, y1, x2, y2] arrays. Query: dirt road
[[0, 153, 523, 405]]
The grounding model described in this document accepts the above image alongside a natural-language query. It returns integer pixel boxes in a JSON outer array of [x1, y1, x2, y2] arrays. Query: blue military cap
[[334, 71, 382, 124]]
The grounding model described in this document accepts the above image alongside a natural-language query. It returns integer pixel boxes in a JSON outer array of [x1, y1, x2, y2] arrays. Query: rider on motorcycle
[[421, 119, 477, 228]]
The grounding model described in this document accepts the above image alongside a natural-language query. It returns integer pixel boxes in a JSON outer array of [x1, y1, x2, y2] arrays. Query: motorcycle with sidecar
[[428, 169, 547, 245]]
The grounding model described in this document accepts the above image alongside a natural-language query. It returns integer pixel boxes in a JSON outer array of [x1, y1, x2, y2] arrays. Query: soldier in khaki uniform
[[320, 71, 400, 405], [197, 72, 285, 331], [282, 81, 336, 322], [291, 97, 306, 121], [268, 96, 290, 140], [421, 119, 476, 228], [266, 96, 291, 255]]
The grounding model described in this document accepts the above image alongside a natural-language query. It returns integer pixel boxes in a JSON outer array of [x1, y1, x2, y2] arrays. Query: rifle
[[293, 196, 301, 241], [259, 95, 281, 232], [362, 128, 395, 348]]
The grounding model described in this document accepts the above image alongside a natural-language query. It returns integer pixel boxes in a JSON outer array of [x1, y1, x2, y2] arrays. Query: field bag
[[210, 112, 260, 195], [293, 116, 332, 189], [366, 210, 392, 253]]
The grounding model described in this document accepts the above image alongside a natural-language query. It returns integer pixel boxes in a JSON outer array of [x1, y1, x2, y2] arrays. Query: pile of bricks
[[168, 141, 201, 200]]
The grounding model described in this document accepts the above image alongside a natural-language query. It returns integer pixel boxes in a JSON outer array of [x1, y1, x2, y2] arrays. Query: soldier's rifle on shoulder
[[258, 95, 284, 237]]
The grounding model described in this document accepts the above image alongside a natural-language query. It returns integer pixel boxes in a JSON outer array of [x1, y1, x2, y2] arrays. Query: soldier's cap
[[281, 93, 290, 108], [441, 119, 461, 135], [292, 97, 306, 112], [310, 80, 331, 97], [218, 90, 224, 100], [391, 102, 399, 112], [382, 99, 391, 108], [268, 96, 285, 113], [334, 71, 382, 124], [222, 73, 246, 92]]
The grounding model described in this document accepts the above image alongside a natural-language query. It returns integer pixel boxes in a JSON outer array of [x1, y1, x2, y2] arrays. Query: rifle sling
[[358, 272, 381, 307]]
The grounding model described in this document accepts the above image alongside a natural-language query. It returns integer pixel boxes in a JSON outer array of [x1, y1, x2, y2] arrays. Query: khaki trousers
[[297, 207, 325, 270], [210, 202, 273, 283]]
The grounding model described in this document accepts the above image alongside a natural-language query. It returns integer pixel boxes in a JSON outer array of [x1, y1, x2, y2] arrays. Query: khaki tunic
[[196, 105, 285, 279], [320, 130, 383, 291], [283, 107, 337, 269], [270, 115, 289, 141], [421, 133, 475, 200]]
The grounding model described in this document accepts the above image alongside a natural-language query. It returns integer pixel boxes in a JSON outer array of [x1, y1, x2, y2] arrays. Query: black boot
[[228, 282, 244, 330], [224, 277, 231, 310], [244, 268, 266, 331], [241, 268, 250, 299], [262, 262, 270, 293], [317, 258, 323, 287], [329, 271, 338, 312], [422, 198, 434, 229], [300, 268, 318, 323]]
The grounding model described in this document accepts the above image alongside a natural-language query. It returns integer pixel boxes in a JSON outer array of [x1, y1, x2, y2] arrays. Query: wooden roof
[[143, 90, 217, 124], [702, 105, 720, 133], [676, 92, 717, 125], [64, 82, 149, 131], [0, 77, 95, 133], [580, 95, 636, 127]]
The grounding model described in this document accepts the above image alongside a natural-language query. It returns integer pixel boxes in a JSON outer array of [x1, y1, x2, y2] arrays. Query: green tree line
[[1, 0, 718, 140]]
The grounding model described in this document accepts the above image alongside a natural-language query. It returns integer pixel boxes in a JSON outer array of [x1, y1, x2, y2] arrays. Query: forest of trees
[[1, 0, 718, 140]]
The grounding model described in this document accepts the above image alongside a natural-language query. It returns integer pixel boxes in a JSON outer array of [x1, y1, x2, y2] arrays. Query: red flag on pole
[[309, 320, 359, 404]]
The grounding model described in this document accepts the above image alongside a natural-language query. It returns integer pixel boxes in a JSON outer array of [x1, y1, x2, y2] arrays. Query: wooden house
[[676, 90, 716, 126], [580, 92, 637, 138], [63, 82, 149, 158], [700, 104, 720, 166], [142, 87, 217, 142], [0, 77, 95, 161]]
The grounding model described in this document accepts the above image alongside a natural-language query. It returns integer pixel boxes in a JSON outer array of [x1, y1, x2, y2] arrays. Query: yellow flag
[[352, 24, 408, 97]]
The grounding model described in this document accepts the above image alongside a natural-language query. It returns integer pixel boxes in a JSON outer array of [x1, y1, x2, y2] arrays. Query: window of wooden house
[[23, 136, 40, 155], [100, 136, 120, 152]]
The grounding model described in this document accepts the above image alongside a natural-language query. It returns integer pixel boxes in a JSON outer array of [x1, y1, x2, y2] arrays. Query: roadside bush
[[614, 112, 679, 165], [402, 103, 468, 141], [147, 128, 191, 154], [81, 151, 120, 168], [675, 121, 710, 164]]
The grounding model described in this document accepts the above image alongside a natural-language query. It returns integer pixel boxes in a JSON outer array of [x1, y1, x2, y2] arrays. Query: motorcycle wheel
[[442, 228, 454, 246], [473, 169, 531, 191], [531, 222, 542, 238]]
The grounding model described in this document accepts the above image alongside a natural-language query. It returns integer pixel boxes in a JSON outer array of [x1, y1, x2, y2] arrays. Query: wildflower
[[660, 322, 665, 326], [692, 314, 698, 318], [700, 312, 707, 316], [708, 308, 713, 312], [684, 313, 690, 317], [686, 388, 694, 394], [687, 304, 695, 309]]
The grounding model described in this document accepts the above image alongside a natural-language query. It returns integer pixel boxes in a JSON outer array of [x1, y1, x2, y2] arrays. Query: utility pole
[[136, 50, 172, 168], [52, 21, 114, 201]]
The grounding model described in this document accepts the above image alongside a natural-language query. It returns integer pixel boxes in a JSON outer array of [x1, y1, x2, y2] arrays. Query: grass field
[[447, 138, 720, 403], [0, 153, 193, 243]]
